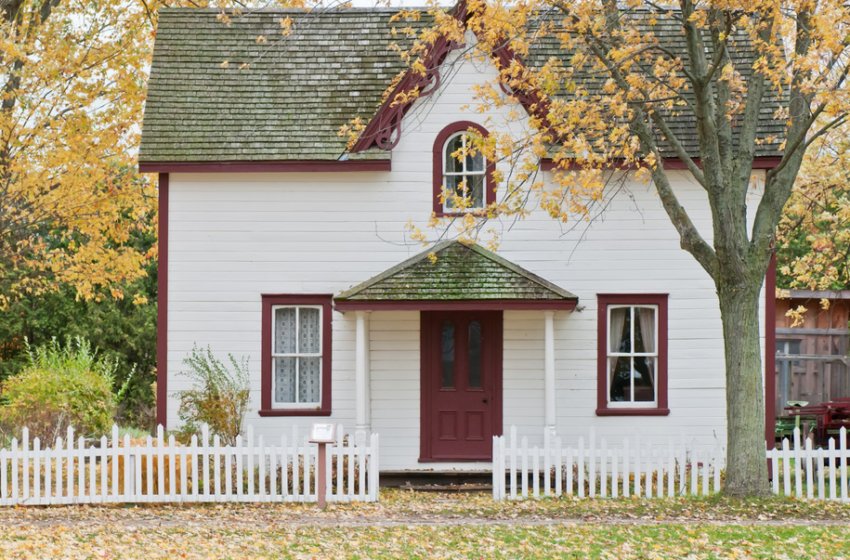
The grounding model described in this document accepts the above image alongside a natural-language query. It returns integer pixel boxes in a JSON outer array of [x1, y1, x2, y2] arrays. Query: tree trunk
[[718, 279, 771, 496]]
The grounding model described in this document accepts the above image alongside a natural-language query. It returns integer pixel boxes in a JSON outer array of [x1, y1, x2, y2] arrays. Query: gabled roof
[[334, 240, 578, 307], [140, 6, 785, 165]]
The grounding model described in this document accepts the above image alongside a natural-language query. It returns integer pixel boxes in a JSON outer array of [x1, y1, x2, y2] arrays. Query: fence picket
[[34, 438, 41, 504], [829, 437, 837, 501], [794, 428, 803, 499], [11, 437, 18, 501], [566, 446, 573, 496], [805, 437, 814, 500], [817, 447, 825, 501], [0, 447, 6, 502], [56, 436, 63, 502], [22, 429, 28, 501], [543, 434, 551, 498], [169, 435, 177, 499], [702, 448, 709, 496], [44, 445, 51, 505], [510, 426, 517, 500], [690, 448, 697, 496], [589, 428, 596, 498], [66, 427, 73, 500], [112, 426, 119, 500], [782, 438, 791, 496], [842, 428, 848, 502]]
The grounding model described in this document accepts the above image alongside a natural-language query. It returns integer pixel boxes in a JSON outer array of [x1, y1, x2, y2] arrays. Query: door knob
[[483, 398, 488, 404]]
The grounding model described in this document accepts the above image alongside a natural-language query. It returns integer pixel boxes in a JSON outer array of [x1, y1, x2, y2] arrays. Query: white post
[[543, 311, 556, 439], [355, 310, 371, 434]]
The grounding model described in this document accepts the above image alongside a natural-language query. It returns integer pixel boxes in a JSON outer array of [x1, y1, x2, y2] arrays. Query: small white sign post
[[309, 422, 336, 509]]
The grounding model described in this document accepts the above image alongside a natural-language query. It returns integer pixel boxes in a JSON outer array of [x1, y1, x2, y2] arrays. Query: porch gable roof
[[334, 240, 578, 310]]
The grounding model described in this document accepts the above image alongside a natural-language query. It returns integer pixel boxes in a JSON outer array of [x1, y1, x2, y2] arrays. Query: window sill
[[435, 210, 488, 218], [596, 407, 670, 417], [258, 408, 331, 417]]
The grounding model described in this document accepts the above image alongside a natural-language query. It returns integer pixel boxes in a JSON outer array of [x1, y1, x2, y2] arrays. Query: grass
[[0, 521, 847, 558], [0, 490, 848, 558]]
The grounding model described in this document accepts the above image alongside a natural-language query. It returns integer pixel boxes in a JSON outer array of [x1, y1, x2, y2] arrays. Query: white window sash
[[442, 132, 486, 212], [271, 305, 323, 407], [606, 304, 659, 407]]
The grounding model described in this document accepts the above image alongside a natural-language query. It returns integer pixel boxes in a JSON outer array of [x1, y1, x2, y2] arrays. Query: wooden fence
[[767, 427, 850, 500], [0, 424, 379, 505], [493, 426, 850, 501], [492, 426, 724, 501]]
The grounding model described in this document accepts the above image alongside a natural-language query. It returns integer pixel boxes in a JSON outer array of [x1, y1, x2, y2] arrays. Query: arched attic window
[[432, 122, 496, 216]]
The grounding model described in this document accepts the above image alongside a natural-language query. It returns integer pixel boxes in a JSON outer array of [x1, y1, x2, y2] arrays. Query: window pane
[[468, 175, 484, 208], [274, 357, 296, 403], [274, 308, 296, 354], [441, 321, 455, 388], [445, 135, 464, 174], [633, 356, 655, 402], [468, 321, 482, 388], [444, 175, 464, 209], [466, 145, 485, 172], [634, 307, 656, 353], [298, 357, 321, 403], [609, 356, 631, 402], [299, 308, 321, 353], [609, 308, 630, 353]]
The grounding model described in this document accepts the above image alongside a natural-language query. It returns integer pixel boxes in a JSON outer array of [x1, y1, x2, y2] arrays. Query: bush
[[176, 345, 250, 447], [0, 337, 118, 444]]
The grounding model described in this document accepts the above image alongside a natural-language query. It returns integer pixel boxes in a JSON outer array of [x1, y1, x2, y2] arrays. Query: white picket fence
[[768, 427, 850, 501], [0, 424, 379, 505], [492, 426, 724, 501]]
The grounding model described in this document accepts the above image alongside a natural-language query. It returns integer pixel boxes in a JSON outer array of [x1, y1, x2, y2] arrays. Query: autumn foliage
[[0, 0, 161, 305]]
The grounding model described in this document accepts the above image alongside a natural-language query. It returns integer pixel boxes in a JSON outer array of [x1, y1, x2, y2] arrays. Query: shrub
[[0, 337, 118, 444], [176, 345, 250, 447]]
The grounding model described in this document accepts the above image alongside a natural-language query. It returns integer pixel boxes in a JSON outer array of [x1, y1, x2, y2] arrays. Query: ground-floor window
[[259, 294, 333, 416], [596, 294, 669, 416]]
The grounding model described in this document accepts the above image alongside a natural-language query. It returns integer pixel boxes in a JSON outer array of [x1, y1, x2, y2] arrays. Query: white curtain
[[274, 357, 296, 403], [298, 308, 321, 403], [275, 308, 296, 353], [609, 308, 628, 386], [638, 307, 656, 385]]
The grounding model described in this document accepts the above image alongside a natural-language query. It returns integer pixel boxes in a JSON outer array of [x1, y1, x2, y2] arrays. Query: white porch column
[[544, 311, 556, 439], [355, 310, 371, 434]]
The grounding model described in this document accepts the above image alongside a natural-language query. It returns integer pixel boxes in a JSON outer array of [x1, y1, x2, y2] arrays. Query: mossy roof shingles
[[141, 8, 413, 163], [335, 241, 578, 301], [140, 7, 785, 163]]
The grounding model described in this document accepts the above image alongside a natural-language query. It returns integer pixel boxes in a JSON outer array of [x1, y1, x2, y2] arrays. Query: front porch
[[334, 241, 578, 468]]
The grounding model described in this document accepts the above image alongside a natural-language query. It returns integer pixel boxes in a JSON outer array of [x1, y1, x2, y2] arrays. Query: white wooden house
[[139, 6, 781, 471]]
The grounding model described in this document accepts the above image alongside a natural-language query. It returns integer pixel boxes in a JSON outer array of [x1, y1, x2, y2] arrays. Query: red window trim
[[432, 121, 497, 217], [260, 294, 333, 417], [596, 294, 669, 416]]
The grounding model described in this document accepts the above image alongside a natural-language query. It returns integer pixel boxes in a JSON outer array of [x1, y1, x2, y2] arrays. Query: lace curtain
[[273, 307, 321, 404]]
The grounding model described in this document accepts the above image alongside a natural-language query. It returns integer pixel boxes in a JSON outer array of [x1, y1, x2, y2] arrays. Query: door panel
[[421, 311, 502, 461]]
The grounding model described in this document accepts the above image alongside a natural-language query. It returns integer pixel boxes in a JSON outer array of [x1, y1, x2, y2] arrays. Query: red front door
[[420, 311, 502, 461]]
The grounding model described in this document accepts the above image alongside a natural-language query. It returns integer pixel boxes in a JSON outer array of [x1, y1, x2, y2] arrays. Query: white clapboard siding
[[164, 45, 767, 471], [493, 426, 725, 501], [0, 424, 378, 506]]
